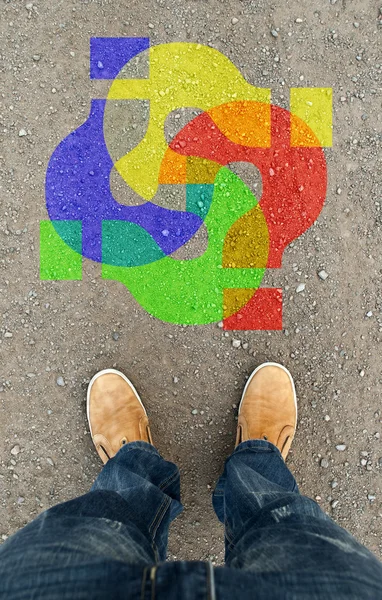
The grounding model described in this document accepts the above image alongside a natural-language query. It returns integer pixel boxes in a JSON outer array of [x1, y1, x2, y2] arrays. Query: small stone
[[191, 409, 198, 415], [25, 2, 33, 9], [359, 369, 365, 377], [318, 270, 328, 281], [331, 500, 339, 508], [231, 17, 239, 24], [336, 444, 347, 452], [337, 187, 342, 195], [368, 494, 376, 502], [112, 332, 119, 341], [46, 457, 54, 467], [271, 29, 278, 37], [353, 22, 359, 28], [296, 283, 305, 293], [11, 445, 20, 456], [320, 458, 329, 468], [366, 311, 373, 317], [295, 18, 303, 23], [148, 23, 154, 29], [173, 377, 179, 384], [4, 332, 13, 338], [361, 459, 367, 466], [331, 480, 338, 488], [217, 321, 223, 329], [324, 414, 331, 422], [232, 339, 241, 348], [378, 457, 382, 467], [56, 376, 65, 387], [242, 342, 249, 350], [18, 129, 27, 137], [32, 54, 41, 61]]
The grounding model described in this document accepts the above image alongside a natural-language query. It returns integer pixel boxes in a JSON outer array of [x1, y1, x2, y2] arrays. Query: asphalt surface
[[0, 0, 381, 563]]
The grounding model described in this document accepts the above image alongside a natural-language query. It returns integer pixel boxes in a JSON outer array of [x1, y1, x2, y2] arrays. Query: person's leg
[[0, 369, 183, 599], [213, 363, 382, 596]]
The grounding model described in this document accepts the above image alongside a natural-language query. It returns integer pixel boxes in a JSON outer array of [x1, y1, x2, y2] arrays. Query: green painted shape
[[186, 184, 214, 219], [40, 220, 82, 280], [103, 167, 267, 324], [102, 220, 165, 267]]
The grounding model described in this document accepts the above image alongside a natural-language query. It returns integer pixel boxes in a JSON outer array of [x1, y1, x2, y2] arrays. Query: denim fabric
[[1, 440, 382, 599]]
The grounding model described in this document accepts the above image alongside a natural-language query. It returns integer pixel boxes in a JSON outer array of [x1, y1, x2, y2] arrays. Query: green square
[[40, 220, 82, 280]]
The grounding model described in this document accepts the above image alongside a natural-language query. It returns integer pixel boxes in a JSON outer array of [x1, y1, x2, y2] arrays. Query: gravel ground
[[0, 0, 381, 564]]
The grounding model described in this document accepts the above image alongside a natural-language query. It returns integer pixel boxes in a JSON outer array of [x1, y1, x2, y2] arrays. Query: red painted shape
[[170, 103, 327, 268], [223, 288, 283, 331]]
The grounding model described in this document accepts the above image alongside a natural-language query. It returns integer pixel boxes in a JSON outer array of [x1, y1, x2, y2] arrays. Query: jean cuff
[[233, 438, 283, 458], [116, 440, 160, 457]]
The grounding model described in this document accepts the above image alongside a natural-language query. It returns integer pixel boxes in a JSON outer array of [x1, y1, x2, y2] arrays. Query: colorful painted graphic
[[41, 38, 332, 329]]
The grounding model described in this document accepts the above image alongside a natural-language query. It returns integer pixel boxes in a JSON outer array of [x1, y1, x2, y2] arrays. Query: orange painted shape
[[290, 113, 321, 148], [186, 156, 221, 184], [223, 288, 255, 319], [158, 147, 187, 184], [208, 101, 271, 148], [223, 288, 283, 330]]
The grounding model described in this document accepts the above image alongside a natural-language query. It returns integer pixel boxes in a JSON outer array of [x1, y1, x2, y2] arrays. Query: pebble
[[318, 270, 328, 281], [173, 377, 179, 384], [32, 54, 40, 61], [368, 494, 376, 502], [331, 480, 338, 488], [18, 129, 27, 137], [10, 445, 20, 456], [232, 339, 241, 348], [46, 457, 54, 466], [271, 29, 278, 37], [17, 497, 25, 504], [295, 18, 303, 23], [232, 17, 239, 24], [112, 332, 119, 341], [366, 311, 373, 317], [336, 444, 347, 451], [331, 500, 339, 508], [320, 458, 329, 468], [296, 283, 305, 293], [56, 376, 65, 387], [359, 369, 365, 377], [191, 409, 198, 415]]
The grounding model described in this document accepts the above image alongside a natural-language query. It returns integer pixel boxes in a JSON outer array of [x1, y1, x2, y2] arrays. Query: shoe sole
[[238, 362, 297, 422], [86, 368, 147, 439]]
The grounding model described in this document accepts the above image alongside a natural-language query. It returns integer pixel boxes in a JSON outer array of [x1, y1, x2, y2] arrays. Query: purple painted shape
[[45, 99, 203, 263], [90, 37, 150, 80]]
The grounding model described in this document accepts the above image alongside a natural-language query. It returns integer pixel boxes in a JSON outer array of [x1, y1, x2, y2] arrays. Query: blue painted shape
[[45, 99, 204, 265], [90, 37, 149, 80], [186, 184, 214, 219]]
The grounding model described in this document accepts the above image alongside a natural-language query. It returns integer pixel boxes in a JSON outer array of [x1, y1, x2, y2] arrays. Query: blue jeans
[[1, 440, 382, 599]]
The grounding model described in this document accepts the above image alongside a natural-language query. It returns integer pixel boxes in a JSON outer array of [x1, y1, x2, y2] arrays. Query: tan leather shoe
[[236, 362, 297, 460], [87, 369, 153, 464]]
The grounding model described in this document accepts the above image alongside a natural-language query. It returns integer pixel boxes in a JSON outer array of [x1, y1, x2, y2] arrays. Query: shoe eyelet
[[263, 435, 268, 441]]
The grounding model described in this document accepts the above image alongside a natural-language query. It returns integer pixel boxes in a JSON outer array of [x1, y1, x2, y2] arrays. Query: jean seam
[[148, 495, 171, 537], [158, 470, 179, 492]]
